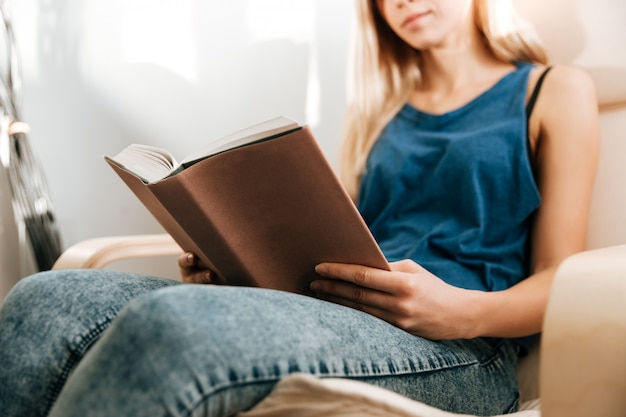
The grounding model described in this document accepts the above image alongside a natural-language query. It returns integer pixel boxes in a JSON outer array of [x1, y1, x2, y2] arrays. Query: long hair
[[339, 0, 548, 199]]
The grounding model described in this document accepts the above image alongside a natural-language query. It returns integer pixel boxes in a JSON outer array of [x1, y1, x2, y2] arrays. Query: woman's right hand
[[178, 252, 215, 284]]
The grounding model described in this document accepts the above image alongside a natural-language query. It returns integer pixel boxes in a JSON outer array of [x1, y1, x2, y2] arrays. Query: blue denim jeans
[[0, 270, 520, 416]]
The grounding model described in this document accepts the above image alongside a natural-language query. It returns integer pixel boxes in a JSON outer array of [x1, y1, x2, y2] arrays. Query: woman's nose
[[395, 0, 415, 8]]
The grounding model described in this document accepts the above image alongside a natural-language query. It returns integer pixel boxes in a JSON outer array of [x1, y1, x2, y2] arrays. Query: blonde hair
[[339, 0, 548, 199]]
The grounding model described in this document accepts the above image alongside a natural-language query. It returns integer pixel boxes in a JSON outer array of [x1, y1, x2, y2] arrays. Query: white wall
[[8, 0, 623, 286], [9, 0, 355, 279]]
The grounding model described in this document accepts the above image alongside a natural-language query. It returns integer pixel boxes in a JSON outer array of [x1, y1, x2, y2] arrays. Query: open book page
[[106, 116, 300, 184], [180, 116, 300, 166], [105, 145, 179, 184]]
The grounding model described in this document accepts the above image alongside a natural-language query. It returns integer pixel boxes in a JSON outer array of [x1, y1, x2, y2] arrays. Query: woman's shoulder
[[526, 64, 599, 153], [528, 64, 597, 106]]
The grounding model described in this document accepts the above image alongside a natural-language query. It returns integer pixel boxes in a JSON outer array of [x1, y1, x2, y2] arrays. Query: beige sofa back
[[514, 0, 626, 250]]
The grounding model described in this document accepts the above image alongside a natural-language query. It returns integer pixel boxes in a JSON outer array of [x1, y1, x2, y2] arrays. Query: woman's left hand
[[311, 260, 480, 340], [178, 252, 215, 285]]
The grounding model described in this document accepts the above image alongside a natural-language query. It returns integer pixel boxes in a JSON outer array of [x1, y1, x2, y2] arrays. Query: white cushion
[[237, 373, 541, 417]]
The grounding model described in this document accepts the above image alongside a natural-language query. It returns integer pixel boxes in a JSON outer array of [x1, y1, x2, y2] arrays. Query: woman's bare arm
[[312, 66, 601, 340]]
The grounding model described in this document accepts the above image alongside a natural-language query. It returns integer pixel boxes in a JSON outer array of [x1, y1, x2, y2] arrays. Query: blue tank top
[[357, 63, 540, 292]]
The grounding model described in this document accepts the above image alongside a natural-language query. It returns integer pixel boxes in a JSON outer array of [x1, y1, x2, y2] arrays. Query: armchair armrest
[[52, 233, 182, 270], [540, 244, 626, 416]]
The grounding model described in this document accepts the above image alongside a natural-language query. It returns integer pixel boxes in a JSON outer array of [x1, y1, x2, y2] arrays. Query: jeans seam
[[180, 357, 483, 417], [44, 310, 118, 414], [176, 339, 518, 416], [182, 375, 280, 417], [505, 395, 520, 413]]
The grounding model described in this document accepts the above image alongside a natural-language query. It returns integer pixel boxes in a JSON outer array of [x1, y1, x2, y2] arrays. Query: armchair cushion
[[237, 373, 541, 417]]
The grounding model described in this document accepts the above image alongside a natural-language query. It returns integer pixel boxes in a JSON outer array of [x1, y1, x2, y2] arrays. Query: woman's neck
[[418, 26, 508, 91], [409, 29, 515, 114]]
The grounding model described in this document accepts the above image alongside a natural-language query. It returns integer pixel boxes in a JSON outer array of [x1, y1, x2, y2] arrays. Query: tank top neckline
[[401, 62, 532, 121]]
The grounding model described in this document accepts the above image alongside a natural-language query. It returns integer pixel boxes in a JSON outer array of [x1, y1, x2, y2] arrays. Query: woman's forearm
[[467, 267, 558, 339]]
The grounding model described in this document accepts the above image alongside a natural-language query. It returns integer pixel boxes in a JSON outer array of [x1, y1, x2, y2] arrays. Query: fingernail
[[204, 272, 212, 283], [186, 253, 195, 264], [310, 280, 320, 291], [315, 264, 328, 275]]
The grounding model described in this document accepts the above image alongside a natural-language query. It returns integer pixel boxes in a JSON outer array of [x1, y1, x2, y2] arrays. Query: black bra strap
[[526, 66, 553, 119]]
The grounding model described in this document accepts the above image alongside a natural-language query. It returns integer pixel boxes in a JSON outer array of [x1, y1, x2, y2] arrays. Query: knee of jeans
[[4, 271, 67, 304], [106, 288, 198, 352], [3, 270, 125, 318]]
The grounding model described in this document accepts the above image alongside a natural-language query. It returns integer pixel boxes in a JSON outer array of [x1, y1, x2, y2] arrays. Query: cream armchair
[[51, 82, 626, 417], [52, 0, 626, 415]]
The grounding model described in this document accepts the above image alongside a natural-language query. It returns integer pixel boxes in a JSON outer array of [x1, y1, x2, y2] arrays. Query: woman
[[0, 0, 599, 415]]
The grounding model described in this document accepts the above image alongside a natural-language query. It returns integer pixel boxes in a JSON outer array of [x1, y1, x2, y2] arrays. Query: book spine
[[148, 176, 254, 286], [105, 159, 222, 276]]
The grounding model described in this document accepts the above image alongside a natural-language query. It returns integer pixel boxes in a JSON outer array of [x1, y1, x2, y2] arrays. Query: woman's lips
[[402, 11, 432, 29]]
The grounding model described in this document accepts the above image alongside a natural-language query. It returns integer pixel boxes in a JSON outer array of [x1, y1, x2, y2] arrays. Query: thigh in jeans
[[48, 285, 520, 417], [0, 269, 181, 417]]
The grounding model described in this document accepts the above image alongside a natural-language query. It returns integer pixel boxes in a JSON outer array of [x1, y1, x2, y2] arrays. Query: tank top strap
[[526, 66, 553, 119]]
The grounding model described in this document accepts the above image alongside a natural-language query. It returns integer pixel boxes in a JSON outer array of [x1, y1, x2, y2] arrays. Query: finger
[[315, 263, 401, 293], [317, 291, 397, 324], [310, 280, 396, 312], [178, 252, 197, 269], [389, 259, 423, 273], [182, 270, 213, 285]]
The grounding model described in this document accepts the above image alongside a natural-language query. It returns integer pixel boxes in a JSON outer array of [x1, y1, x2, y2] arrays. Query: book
[[105, 116, 389, 295]]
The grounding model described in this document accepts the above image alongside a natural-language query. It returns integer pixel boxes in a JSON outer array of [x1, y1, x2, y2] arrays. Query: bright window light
[[122, 0, 198, 83], [246, 0, 320, 125], [246, 0, 315, 44]]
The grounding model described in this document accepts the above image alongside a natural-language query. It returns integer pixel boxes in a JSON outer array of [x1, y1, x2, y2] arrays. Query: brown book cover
[[105, 118, 389, 295]]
